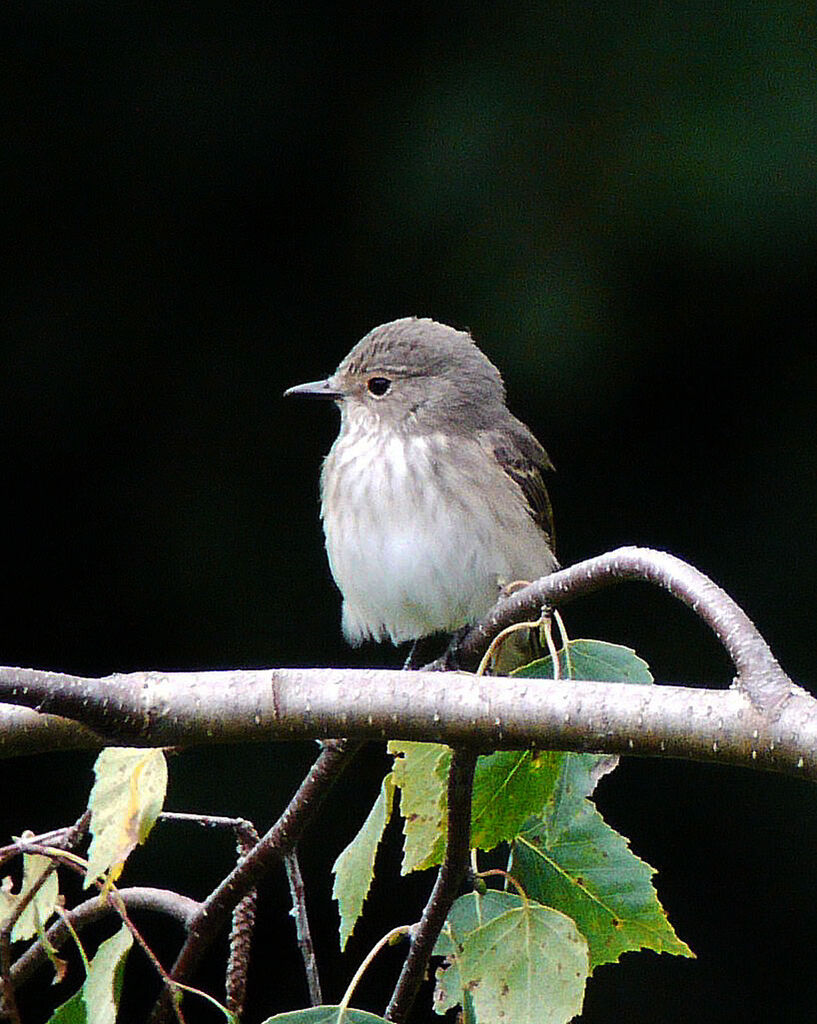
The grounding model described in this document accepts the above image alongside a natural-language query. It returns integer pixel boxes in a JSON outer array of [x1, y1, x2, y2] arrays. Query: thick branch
[[0, 666, 814, 778], [0, 703, 104, 756], [0, 549, 812, 781]]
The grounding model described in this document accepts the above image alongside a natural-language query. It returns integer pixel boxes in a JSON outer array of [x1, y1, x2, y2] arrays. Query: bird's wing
[[490, 423, 556, 554]]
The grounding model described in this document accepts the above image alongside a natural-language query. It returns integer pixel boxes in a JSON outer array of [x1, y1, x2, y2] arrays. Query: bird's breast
[[322, 429, 449, 591], [320, 426, 550, 644]]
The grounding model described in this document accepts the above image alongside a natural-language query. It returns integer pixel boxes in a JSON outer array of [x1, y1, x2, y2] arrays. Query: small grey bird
[[285, 317, 557, 650]]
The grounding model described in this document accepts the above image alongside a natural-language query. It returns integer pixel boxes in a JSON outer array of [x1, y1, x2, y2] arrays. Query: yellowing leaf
[[85, 748, 168, 888], [0, 850, 60, 942], [49, 923, 133, 1024], [12, 853, 60, 942], [388, 741, 449, 873]]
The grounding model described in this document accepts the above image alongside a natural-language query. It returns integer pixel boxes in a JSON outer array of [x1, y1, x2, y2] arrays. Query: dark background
[[2, 2, 816, 1021]]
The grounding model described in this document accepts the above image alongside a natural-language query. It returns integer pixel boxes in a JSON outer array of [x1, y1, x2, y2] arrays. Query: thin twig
[[159, 812, 255, 832], [476, 868, 527, 901], [541, 613, 561, 679], [157, 811, 261, 1016], [338, 925, 412, 1014], [110, 894, 186, 1024], [149, 739, 359, 1023], [284, 849, 322, 1006], [385, 746, 478, 1022], [0, 851, 59, 950], [0, 812, 90, 952], [0, 810, 90, 868]]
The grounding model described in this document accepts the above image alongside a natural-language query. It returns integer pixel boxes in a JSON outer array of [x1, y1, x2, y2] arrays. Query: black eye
[[367, 377, 391, 396]]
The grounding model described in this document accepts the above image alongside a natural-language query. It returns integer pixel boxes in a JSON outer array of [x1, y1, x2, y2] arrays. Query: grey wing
[[490, 420, 556, 555]]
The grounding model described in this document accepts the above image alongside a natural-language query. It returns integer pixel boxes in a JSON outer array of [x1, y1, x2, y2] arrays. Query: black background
[[2, 2, 816, 1021]]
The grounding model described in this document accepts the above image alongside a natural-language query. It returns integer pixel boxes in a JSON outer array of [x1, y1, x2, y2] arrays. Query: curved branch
[[443, 547, 792, 710], [7, 887, 199, 992], [0, 549, 812, 782], [0, 703, 104, 757]]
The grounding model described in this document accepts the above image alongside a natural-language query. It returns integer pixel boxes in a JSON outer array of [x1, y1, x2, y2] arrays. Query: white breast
[[320, 422, 554, 645]]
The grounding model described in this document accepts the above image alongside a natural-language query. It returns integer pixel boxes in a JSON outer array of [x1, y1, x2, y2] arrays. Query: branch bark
[[2, 546, 816, 1021], [0, 548, 812, 782], [439, 547, 792, 709], [0, 668, 813, 777], [6, 887, 199, 994]]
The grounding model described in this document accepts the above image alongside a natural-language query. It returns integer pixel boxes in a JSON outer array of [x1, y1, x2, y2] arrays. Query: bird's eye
[[367, 377, 391, 397]]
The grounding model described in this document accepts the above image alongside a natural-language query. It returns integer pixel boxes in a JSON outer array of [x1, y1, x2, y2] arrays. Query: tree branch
[[385, 746, 478, 1022], [150, 739, 357, 1022], [5, 887, 199, 994], [0, 549, 812, 782], [2, 547, 815, 1021], [0, 667, 813, 778], [157, 812, 262, 1019], [0, 703, 104, 757], [285, 848, 323, 1006], [440, 547, 792, 709]]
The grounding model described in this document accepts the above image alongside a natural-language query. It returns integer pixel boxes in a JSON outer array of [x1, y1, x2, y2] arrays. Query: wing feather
[[490, 421, 556, 555]]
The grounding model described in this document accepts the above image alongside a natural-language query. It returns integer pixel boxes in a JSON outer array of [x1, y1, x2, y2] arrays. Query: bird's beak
[[283, 378, 344, 400]]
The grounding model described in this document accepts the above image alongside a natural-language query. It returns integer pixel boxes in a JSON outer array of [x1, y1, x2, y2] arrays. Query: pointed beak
[[283, 378, 344, 400]]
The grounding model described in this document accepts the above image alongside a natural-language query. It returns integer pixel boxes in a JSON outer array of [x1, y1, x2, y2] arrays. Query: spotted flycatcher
[[285, 317, 557, 650]]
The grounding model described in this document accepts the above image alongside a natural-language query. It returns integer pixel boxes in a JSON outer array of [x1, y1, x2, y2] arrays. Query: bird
[[285, 317, 557, 661]]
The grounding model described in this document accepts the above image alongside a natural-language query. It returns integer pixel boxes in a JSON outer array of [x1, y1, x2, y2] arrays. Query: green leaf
[[433, 890, 522, 1022], [85, 748, 168, 887], [434, 892, 588, 1024], [470, 749, 562, 853], [47, 989, 85, 1024], [82, 925, 132, 1024], [390, 642, 655, 896], [509, 639, 691, 967], [435, 888, 521, 956], [390, 743, 564, 873], [332, 773, 396, 949], [510, 791, 694, 969], [388, 741, 450, 873], [260, 1008, 388, 1023], [48, 924, 133, 1024], [514, 638, 653, 685]]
